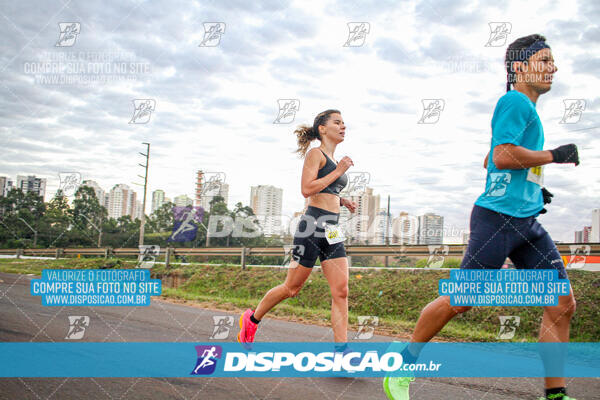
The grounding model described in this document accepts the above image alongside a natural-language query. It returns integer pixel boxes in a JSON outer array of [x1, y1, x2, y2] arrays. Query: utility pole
[[138, 142, 150, 246]]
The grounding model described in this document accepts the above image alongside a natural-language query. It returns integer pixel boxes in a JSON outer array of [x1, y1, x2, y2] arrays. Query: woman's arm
[[301, 149, 353, 198]]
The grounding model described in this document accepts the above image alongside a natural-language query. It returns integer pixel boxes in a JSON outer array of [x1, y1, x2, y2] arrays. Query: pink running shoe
[[237, 309, 258, 349]]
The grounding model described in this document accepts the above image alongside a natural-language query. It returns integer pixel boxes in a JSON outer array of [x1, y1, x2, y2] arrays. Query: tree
[[147, 201, 176, 233], [0, 189, 45, 248], [41, 190, 72, 247], [71, 186, 107, 247]]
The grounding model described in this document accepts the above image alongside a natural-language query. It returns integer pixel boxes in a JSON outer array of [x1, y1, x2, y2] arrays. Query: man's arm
[[492, 144, 553, 170]]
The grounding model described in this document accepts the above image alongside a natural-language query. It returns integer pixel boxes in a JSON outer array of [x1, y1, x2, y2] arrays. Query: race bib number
[[527, 166, 544, 186], [325, 223, 346, 244]]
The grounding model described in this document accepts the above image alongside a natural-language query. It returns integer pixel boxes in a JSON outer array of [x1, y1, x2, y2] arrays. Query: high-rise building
[[0, 177, 6, 197], [250, 185, 283, 236], [195, 170, 229, 211], [16, 175, 46, 200], [81, 180, 106, 207], [371, 208, 392, 245], [352, 187, 379, 243], [392, 212, 419, 245], [462, 231, 471, 245], [583, 226, 592, 243], [108, 184, 137, 219], [174, 195, 194, 207], [418, 213, 444, 245], [151, 189, 165, 213], [592, 209, 600, 243], [135, 200, 144, 220], [4, 179, 14, 196]]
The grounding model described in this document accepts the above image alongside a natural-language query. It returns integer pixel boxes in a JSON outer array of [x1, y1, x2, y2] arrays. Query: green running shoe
[[383, 376, 414, 400], [537, 396, 577, 400]]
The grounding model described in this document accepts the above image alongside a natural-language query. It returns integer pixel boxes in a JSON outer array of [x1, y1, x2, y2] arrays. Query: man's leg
[[509, 220, 576, 394], [411, 296, 471, 343], [539, 288, 576, 389]]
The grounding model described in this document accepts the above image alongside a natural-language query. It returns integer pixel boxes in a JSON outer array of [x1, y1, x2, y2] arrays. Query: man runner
[[384, 34, 580, 400]]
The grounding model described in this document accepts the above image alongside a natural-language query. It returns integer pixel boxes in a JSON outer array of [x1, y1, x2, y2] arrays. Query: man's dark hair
[[505, 34, 548, 92]]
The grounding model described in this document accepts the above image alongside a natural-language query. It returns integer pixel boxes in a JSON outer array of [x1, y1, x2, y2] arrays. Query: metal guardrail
[[0, 244, 598, 269]]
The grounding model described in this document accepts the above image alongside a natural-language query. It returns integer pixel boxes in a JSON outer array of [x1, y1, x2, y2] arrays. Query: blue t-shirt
[[475, 91, 544, 217]]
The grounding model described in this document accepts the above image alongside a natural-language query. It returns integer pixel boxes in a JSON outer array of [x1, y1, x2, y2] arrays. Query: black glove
[[550, 144, 579, 165], [539, 187, 554, 214], [542, 187, 553, 204]]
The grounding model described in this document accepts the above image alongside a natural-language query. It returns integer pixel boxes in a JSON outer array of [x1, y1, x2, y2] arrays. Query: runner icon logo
[[426, 245, 449, 268], [566, 245, 590, 269], [418, 99, 445, 124], [200, 173, 226, 197], [560, 99, 586, 124], [485, 172, 511, 197], [129, 99, 156, 124], [485, 22, 512, 47], [343, 22, 370, 47], [191, 345, 222, 375], [169, 206, 204, 242], [56, 22, 81, 47], [341, 172, 370, 196], [210, 316, 234, 340], [199, 23, 225, 47], [58, 172, 82, 197], [65, 316, 90, 340], [497, 316, 520, 340], [283, 245, 304, 268], [273, 99, 300, 124], [353, 316, 378, 340], [137, 245, 160, 269]]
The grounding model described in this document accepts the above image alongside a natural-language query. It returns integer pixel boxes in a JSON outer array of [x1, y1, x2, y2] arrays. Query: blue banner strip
[[0, 342, 598, 378]]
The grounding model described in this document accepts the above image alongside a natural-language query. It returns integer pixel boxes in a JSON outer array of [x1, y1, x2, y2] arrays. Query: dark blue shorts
[[292, 206, 347, 268], [461, 205, 568, 279]]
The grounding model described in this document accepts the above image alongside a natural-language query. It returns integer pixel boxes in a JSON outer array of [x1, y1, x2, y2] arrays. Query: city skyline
[[1, 171, 598, 244]]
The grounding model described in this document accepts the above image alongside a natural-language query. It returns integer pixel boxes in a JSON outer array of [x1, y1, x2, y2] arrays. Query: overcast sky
[[1, 0, 599, 242]]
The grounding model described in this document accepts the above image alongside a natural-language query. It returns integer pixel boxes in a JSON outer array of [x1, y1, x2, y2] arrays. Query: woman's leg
[[321, 257, 349, 343], [253, 262, 313, 320]]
